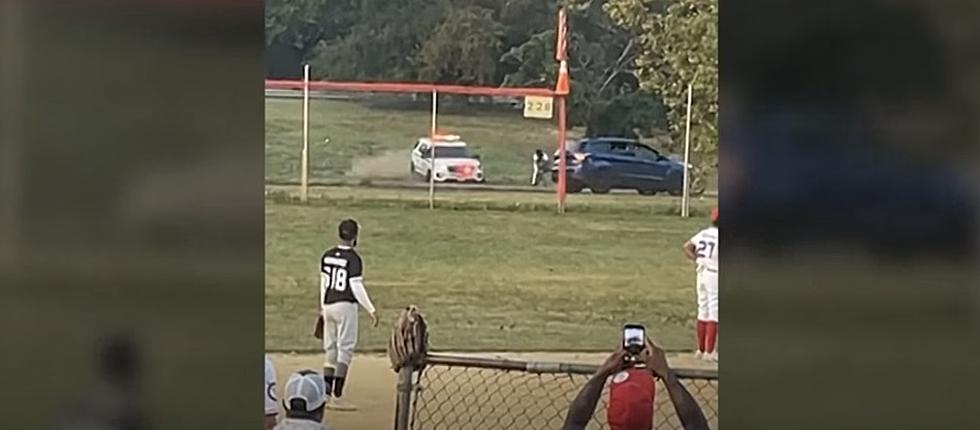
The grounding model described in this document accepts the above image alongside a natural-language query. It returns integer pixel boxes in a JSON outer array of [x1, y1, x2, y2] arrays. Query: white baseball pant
[[322, 301, 359, 369], [696, 269, 719, 322]]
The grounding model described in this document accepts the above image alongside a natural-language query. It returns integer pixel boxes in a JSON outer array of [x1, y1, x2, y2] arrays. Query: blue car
[[550, 137, 687, 194]]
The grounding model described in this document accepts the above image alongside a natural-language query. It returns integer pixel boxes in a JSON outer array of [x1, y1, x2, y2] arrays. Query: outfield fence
[[394, 353, 718, 430]]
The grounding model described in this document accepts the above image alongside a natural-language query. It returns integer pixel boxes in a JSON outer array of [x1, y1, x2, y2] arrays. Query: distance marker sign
[[523, 96, 554, 119]]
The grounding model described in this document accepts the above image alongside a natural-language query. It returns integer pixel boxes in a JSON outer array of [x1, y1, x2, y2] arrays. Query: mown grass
[[265, 188, 716, 352], [266, 97, 567, 185]]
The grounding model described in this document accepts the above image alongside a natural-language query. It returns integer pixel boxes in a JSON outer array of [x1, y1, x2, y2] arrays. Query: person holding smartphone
[[562, 329, 710, 430]]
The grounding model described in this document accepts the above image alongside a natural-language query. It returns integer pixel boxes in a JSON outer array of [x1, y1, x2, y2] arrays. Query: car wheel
[[589, 183, 611, 194], [668, 188, 683, 196], [639, 189, 658, 196], [565, 180, 584, 193], [425, 170, 432, 182]]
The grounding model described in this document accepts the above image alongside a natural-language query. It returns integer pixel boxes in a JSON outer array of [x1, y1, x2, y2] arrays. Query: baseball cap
[[607, 367, 655, 430], [338, 219, 359, 241], [282, 370, 327, 412]]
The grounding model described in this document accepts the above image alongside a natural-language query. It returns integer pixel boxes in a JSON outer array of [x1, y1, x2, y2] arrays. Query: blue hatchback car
[[550, 137, 687, 194]]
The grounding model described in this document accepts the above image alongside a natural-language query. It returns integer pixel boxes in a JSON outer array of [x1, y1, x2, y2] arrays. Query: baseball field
[[265, 186, 716, 352], [265, 97, 720, 428]]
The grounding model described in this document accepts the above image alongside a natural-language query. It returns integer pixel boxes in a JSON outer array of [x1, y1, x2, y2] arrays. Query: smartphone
[[623, 324, 646, 354]]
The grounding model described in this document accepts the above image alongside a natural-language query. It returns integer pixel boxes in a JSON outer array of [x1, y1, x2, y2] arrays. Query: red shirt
[[607, 367, 656, 430]]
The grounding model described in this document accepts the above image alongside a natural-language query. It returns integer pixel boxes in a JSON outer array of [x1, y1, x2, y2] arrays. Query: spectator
[[274, 370, 329, 430], [265, 355, 279, 429], [562, 338, 710, 430]]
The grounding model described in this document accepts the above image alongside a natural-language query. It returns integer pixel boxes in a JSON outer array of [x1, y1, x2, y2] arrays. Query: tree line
[[266, 0, 716, 173]]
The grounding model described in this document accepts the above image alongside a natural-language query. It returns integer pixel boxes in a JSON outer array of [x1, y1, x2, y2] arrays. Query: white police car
[[410, 135, 485, 183]]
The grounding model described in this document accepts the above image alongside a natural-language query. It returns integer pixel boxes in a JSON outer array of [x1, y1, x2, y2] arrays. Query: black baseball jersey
[[320, 246, 363, 305]]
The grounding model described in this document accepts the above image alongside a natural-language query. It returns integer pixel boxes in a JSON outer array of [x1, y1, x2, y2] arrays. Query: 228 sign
[[523, 96, 554, 119]]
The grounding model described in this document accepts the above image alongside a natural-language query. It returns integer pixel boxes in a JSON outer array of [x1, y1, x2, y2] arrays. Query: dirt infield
[[268, 352, 716, 430]]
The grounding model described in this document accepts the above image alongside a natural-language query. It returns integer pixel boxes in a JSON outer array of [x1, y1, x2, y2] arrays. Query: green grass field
[[266, 97, 569, 185], [265, 187, 716, 352]]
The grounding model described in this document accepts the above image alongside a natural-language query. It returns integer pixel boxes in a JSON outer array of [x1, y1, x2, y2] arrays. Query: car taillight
[[573, 153, 589, 162]]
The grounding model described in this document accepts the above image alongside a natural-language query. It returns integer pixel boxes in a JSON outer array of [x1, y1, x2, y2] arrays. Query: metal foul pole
[[681, 81, 693, 217], [301, 64, 311, 202], [428, 90, 437, 210]]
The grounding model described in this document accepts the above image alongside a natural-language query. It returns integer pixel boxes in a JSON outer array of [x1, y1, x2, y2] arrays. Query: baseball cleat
[[694, 351, 704, 360]]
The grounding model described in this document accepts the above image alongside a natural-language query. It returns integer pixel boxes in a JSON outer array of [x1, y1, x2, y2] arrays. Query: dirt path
[[267, 352, 716, 430]]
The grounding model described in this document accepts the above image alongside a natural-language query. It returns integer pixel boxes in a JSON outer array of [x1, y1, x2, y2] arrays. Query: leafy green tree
[[605, 0, 717, 186], [267, 0, 671, 140], [307, 0, 445, 80], [418, 6, 507, 84], [501, 0, 665, 136]]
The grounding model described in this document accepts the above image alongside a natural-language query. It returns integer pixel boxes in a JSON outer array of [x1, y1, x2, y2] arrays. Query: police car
[[410, 135, 485, 183]]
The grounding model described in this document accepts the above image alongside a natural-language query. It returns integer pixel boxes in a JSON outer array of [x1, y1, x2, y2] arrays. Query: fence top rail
[[265, 79, 557, 97], [423, 353, 718, 380]]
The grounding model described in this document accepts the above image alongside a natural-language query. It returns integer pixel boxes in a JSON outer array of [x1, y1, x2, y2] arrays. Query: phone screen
[[623, 326, 645, 349]]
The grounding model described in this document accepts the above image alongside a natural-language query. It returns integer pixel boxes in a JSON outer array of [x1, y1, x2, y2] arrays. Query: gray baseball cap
[[283, 370, 326, 412]]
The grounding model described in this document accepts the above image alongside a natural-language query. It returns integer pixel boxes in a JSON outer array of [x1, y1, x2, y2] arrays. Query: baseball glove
[[313, 315, 324, 340], [387, 305, 428, 371]]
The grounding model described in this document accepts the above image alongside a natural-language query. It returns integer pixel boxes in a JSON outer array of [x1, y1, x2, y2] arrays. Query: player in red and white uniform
[[683, 207, 719, 362]]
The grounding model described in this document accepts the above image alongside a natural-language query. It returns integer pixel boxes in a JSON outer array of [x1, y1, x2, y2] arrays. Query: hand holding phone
[[623, 324, 646, 356]]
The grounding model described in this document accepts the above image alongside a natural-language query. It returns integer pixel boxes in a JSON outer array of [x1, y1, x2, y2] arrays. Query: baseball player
[[319, 219, 379, 411], [265, 355, 279, 429], [683, 207, 719, 361]]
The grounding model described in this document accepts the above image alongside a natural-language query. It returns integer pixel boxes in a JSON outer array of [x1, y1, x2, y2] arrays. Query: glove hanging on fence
[[388, 305, 429, 371]]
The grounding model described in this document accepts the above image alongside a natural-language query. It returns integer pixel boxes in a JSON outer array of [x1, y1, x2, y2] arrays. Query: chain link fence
[[395, 353, 718, 430]]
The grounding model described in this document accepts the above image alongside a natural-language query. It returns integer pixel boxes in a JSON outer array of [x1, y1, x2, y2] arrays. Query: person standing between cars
[[531, 149, 549, 186], [684, 207, 719, 361], [319, 219, 379, 411]]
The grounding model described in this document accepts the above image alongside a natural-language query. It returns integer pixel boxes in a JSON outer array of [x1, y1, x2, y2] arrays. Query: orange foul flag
[[555, 7, 568, 61]]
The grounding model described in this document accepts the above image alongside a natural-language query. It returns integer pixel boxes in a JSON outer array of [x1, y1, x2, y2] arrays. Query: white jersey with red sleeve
[[689, 226, 719, 272]]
